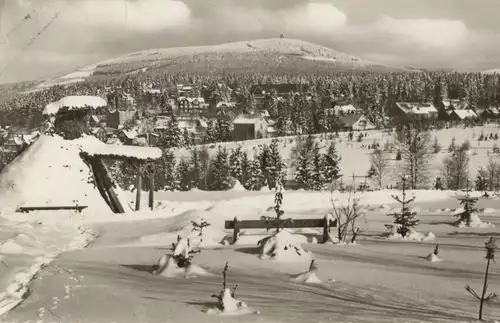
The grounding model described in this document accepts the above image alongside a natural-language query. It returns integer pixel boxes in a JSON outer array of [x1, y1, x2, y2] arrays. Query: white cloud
[[209, 2, 347, 35], [281, 2, 347, 34], [376, 16, 468, 50], [50, 0, 191, 32]]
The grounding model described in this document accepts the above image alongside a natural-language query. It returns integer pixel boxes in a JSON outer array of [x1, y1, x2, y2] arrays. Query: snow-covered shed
[[232, 115, 269, 140]]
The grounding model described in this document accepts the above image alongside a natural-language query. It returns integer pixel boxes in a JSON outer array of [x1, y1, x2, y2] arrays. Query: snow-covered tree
[[176, 159, 192, 191], [229, 146, 245, 182], [387, 177, 419, 237], [244, 158, 264, 191], [476, 167, 489, 191], [396, 126, 432, 189], [158, 115, 182, 149], [322, 141, 341, 184], [214, 115, 232, 142], [208, 147, 234, 190], [259, 139, 286, 190], [155, 149, 177, 191]]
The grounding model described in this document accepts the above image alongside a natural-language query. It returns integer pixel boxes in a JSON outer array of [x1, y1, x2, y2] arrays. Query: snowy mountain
[[34, 38, 414, 90]]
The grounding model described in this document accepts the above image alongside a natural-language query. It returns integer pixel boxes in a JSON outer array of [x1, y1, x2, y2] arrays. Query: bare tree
[[486, 159, 500, 190], [441, 148, 470, 190], [330, 178, 368, 243], [370, 148, 390, 189], [395, 126, 432, 189]]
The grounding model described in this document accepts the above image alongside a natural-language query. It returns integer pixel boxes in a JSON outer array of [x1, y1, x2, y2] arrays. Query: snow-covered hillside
[[27, 38, 411, 89], [176, 124, 500, 187]]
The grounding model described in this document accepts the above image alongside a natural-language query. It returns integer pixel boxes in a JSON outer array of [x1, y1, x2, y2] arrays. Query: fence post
[[232, 217, 240, 244], [322, 215, 330, 243]]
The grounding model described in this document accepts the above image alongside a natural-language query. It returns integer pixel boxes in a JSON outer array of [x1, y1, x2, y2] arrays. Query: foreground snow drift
[[259, 230, 312, 262], [386, 226, 436, 242], [0, 215, 96, 316], [203, 288, 260, 316]]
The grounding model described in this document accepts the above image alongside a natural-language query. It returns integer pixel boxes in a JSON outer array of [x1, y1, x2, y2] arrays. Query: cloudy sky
[[0, 0, 498, 83]]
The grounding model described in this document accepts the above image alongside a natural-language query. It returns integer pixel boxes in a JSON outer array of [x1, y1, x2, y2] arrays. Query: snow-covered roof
[[232, 115, 263, 125], [120, 129, 138, 140], [43, 96, 107, 115], [452, 109, 477, 119], [396, 102, 437, 115], [334, 104, 356, 112], [216, 101, 236, 108], [80, 138, 161, 160]]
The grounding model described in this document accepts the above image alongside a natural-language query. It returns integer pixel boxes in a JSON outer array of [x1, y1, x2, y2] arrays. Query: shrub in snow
[[329, 180, 366, 244], [191, 218, 212, 247], [426, 244, 442, 262], [291, 260, 322, 284], [454, 186, 493, 228], [155, 236, 209, 278], [205, 262, 258, 315], [386, 177, 419, 238], [465, 237, 498, 321]]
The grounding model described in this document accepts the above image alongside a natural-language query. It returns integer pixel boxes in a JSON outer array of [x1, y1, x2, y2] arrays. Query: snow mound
[[155, 255, 211, 278], [155, 237, 212, 278], [387, 226, 436, 242], [426, 253, 442, 262], [0, 135, 112, 215], [203, 288, 259, 316], [455, 213, 494, 228], [230, 180, 246, 191], [290, 265, 322, 284], [259, 230, 312, 262]]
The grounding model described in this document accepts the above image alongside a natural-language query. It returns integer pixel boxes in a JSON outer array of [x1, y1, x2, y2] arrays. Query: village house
[[232, 114, 269, 141], [324, 100, 357, 116], [392, 102, 438, 119], [339, 114, 377, 131], [481, 107, 500, 120], [117, 129, 139, 145], [91, 126, 108, 142], [177, 118, 209, 143], [176, 97, 209, 117], [439, 99, 468, 111], [106, 108, 137, 129], [447, 109, 478, 121]]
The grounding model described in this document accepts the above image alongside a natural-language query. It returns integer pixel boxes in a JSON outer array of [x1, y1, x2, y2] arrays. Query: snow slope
[[3, 190, 500, 323], [176, 124, 500, 188], [0, 135, 112, 215]]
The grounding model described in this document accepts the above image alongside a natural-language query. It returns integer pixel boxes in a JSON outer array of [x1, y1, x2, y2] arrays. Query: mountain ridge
[[33, 38, 416, 90]]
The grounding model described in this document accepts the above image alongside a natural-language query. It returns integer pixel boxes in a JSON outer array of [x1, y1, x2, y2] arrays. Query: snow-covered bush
[[155, 236, 209, 278], [291, 260, 322, 284], [205, 262, 258, 315], [426, 244, 442, 262]]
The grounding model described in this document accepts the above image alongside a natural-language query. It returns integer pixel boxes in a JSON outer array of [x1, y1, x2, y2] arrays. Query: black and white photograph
[[1, 0, 500, 322]]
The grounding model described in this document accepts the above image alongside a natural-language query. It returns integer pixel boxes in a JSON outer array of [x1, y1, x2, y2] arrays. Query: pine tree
[[204, 120, 216, 144], [387, 177, 419, 237], [182, 128, 191, 147], [267, 139, 286, 189], [159, 115, 182, 149], [208, 147, 235, 190], [323, 142, 341, 184], [476, 167, 489, 191], [214, 115, 232, 142], [189, 148, 201, 189], [309, 142, 325, 190], [244, 159, 264, 191], [295, 146, 311, 189], [455, 182, 478, 226], [176, 159, 192, 191], [155, 149, 177, 191], [240, 151, 251, 185], [229, 146, 244, 183]]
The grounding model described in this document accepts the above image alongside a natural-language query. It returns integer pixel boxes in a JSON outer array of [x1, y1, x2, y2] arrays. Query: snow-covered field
[[177, 124, 500, 187], [1, 186, 500, 323], [1, 130, 500, 322]]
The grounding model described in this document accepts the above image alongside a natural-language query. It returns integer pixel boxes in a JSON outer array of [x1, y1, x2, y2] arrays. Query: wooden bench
[[224, 216, 337, 244], [17, 206, 88, 213]]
